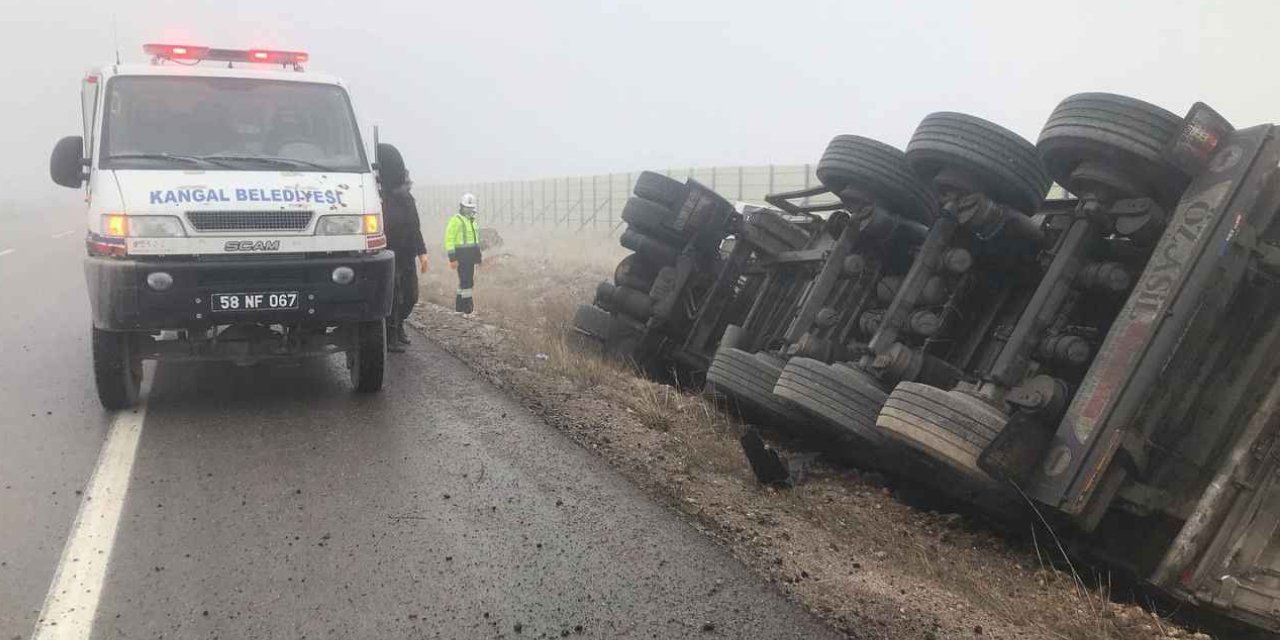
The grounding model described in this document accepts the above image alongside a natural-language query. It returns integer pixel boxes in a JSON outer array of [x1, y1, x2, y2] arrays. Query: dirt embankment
[[409, 228, 1215, 640]]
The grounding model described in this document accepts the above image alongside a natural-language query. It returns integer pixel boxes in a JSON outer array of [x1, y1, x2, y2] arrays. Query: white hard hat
[[460, 192, 478, 209]]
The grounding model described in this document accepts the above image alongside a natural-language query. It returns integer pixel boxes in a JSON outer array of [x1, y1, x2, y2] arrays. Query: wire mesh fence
[[415, 165, 1075, 234], [416, 164, 823, 232]]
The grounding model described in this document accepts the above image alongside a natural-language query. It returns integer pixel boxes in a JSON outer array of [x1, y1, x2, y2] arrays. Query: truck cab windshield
[[100, 76, 367, 172]]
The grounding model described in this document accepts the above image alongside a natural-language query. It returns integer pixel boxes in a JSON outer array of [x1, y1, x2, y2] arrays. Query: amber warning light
[[143, 44, 309, 67]]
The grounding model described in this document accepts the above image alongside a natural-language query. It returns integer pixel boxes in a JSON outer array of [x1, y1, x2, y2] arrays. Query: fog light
[[331, 266, 355, 285], [146, 271, 173, 291]]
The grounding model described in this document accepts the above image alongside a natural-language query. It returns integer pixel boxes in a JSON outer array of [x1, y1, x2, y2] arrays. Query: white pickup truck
[[50, 44, 395, 409]]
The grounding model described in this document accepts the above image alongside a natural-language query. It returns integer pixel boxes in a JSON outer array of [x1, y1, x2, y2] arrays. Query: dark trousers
[[455, 259, 476, 314], [391, 253, 419, 327]]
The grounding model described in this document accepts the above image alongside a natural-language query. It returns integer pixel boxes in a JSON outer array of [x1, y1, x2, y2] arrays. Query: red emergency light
[[143, 44, 210, 60], [247, 49, 309, 65], [143, 44, 309, 68]]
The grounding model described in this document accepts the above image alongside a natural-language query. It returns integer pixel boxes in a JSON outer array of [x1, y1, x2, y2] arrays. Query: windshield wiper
[[200, 155, 338, 171], [107, 153, 229, 167]]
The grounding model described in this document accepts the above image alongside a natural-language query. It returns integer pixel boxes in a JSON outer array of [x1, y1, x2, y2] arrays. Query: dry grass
[[412, 231, 1206, 640], [419, 228, 753, 483]]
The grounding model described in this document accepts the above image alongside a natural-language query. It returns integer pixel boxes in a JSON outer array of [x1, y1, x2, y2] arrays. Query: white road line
[[0, 248, 14, 257], [52, 230, 77, 239], [31, 377, 151, 640]]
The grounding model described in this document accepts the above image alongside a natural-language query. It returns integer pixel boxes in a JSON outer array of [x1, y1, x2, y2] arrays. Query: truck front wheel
[[92, 328, 142, 410], [349, 320, 386, 393]]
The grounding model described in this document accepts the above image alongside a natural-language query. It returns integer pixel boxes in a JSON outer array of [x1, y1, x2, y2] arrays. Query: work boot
[[396, 324, 412, 345]]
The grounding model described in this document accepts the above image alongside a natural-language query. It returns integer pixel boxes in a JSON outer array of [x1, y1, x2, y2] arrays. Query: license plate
[[211, 291, 299, 312]]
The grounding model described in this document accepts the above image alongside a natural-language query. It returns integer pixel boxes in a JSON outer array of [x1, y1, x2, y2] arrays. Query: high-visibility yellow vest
[[445, 214, 480, 261]]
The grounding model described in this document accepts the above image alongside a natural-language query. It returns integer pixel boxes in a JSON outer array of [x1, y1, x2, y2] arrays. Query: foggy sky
[[4, 0, 1276, 210]]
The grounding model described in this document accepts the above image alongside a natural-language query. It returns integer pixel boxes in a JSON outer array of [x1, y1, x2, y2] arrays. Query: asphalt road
[[0, 214, 838, 639]]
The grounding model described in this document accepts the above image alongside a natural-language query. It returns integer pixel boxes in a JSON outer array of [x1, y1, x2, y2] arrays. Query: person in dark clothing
[[376, 143, 428, 352]]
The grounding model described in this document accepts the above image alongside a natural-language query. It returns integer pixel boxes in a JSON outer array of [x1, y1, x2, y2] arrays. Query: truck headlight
[[316, 214, 382, 235], [129, 215, 186, 237], [316, 215, 362, 235], [101, 214, 185, 237]]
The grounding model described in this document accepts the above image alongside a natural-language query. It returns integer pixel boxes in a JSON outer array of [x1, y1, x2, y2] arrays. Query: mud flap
[[977, 411, 1055, 485], [740, 429, 813, 488]]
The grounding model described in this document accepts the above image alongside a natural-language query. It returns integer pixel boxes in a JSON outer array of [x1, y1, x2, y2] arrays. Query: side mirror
[[51, 136, 86, 188]]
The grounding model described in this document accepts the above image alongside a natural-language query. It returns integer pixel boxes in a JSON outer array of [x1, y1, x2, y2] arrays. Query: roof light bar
[[143, 44, 210, 60], [142, 44, 309, 68]]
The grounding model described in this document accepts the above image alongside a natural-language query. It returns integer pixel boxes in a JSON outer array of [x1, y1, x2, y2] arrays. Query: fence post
[[711, 166, 717, 190], [769, 164, 775, 195], [591, 174, 598, 229], [608, 173, 614, 229], [487, 182, 494, 222], [738, 166, 744, 200]]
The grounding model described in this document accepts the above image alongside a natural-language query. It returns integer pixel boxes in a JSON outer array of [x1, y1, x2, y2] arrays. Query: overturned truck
[[575, 171, 818, 377], [574, 93, 1280, 632]]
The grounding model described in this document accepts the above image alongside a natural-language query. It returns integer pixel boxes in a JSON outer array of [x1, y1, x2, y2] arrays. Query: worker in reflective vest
[[445, 193, 482, 314]]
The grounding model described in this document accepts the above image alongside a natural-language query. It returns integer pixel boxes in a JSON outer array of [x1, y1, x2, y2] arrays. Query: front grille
[[186, 210, 313, 232]]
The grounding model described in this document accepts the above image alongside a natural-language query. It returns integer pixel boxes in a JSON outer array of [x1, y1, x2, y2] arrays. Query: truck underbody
[[573, 95, 1280, 632]]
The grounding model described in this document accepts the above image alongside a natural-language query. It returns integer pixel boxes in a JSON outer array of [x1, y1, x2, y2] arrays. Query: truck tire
[[622, 197, 683, 244], [614, 254, 659, 290], [817, 135, 939, 225], [572, 303, 613, 340], [648, 267, 678, 304], [92, 327, 141, 410], [349, 320, 386, 393], [611, 285, 653, 322], [745, 209, 808, 251], [706, 348, 800, 427], [877, 382, 1008, 480], [1037, 92, 1189, 208], [620, 228, 680, 266], [605, 313, 660, 374], [906, 112, 1050, 214], [594, 280, 618, 312], [633, 171, 688, 211], [773, 358, 889, 448], [673, 186, 734, 238]]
